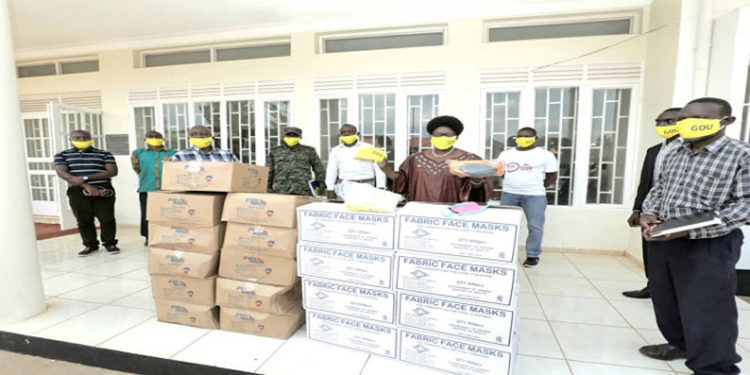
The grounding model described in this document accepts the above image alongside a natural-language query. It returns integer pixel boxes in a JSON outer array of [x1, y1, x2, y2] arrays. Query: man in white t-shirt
[[496, 127, 558, 268], [325, 124, 386, 199]]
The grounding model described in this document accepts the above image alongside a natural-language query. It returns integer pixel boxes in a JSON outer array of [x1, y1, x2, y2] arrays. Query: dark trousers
[[648, 230, 743, 375], [642, 237, 649, 279], [67, 186, 117, 248], [139, 192, 148, 239]]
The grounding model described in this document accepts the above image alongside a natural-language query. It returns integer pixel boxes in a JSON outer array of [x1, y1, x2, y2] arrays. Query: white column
[[0, 0, 46, 324]]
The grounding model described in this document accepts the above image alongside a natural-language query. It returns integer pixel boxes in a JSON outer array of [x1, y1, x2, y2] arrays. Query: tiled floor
[[2, 226, 750, 375]]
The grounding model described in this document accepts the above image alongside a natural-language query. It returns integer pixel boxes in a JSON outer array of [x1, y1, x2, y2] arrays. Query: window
[[360, 94, 396, 169], [319, 99, 348, 163], [145, 50, 211, 67], [407, 95, 440, 155], [61, 111, 104, 148], [163, 103, 190, 151], [264, 101, 290, 151], [741, 65, 750, 142], [140, 41, 291, 68], [216, 44, 291, 62], [588, 88, 631, 204], [133, 107, 155, 146], [17, 58, 99, 78], [23, 118, 51, 159], [488, 18, 632, 42], [535, 87, 578, 205], [60, 60, 99, 74], [17, 64, 56, 78], [226, 100, 256, 163], [484, 92, 521, 160], [322, 28, 444, 53], [194, 102, 221, 147]]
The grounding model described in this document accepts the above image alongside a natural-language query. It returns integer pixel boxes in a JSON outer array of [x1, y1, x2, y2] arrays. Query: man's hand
[[82, 184, 101, 197], [643, 229, 688, 242], [627, 211, 640, 227], [69, 176, 85, 186], [377, 160, 388, 171], [326, 190, 337, 200]]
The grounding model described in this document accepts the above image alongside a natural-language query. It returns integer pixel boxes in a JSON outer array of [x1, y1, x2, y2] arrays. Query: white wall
[[17, 16, 649, 252]]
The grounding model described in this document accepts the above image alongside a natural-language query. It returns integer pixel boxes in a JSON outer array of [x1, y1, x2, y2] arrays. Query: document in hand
[[650, 211, 722, 238]]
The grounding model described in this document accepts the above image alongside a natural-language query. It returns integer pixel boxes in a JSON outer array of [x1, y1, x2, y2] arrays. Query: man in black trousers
[[623, 107, 682, 298], [54, 130, 120, 256], [640, 98, 748, 375]]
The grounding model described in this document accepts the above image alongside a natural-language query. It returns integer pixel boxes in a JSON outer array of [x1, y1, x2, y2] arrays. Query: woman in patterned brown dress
[[378, 116, 492, 203]]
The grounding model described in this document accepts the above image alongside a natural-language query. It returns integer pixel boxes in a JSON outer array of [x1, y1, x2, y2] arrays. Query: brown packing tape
[[222, 223, 298, 259], [148, 247, 219, 278], [216, 278, 301, 313], [218, 248, 298, 287], [161, 161, 268, 193], [148, 222, 225, 254], [150, 274, 216, 305], [154, 300, 219, 329], [220, 305, 305, 339], [222, 193, 317, 228], [146, 192, 226, 226]]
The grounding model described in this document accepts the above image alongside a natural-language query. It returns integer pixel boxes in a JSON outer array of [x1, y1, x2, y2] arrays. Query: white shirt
[[325, 142, 386, 189], [496, 147, 559, 196]]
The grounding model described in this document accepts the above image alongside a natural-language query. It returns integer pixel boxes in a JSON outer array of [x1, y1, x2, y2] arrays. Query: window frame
[[483, 11, 641, 43], [317, 26, 447, 54], [138, 39, 292, 68]]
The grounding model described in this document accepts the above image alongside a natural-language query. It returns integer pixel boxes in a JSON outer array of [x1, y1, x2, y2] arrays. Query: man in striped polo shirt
[[54, 130, 120, 256]]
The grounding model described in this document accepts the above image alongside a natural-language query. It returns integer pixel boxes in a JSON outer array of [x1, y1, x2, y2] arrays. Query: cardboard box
[[222, 223, 298, 258], [219, 248, 298, 286], [297, 202, 396, 250], [398, 329, 515, 375], [148, 248, 219, 278], [397, 202, 523, 264], [222, 193, 316, 228], [307, 310, 397, 358], [147, 192, 225, 226], [162, 161, 268, 193], [150, 274, 216, 305], [155, 300, 219, 329], [303, 279, 396, 324], [220, 305, 304, 339], [148, 223, 225, 254], [395, 253, 518, 306], [297, 243, 394, 289], [398, 292, 516, 346], [216, 277, 301, 313]]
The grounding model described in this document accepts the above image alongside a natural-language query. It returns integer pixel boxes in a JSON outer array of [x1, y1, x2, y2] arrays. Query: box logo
[[242, 256, 265, 264], [183, 164, 205, 173], [166, 255, 184, 263], [169, 280, 186, 288], [411, 270, 429, 279], [255, 300, 263, 307], [251, 226, 268, 236], [167, 197, 188, 206], [205, 175, 213, 182], [170, 305, 188, 313], [310, 257, 324, 266], [265, 210, 274, 217], [244, 198, 267, 206], [310, 222, 325, 230], [182, 267, 191, 275], [412, 229, 430, 238], [187, 290, 195, 297], [236, 312, 255, 321], [266, 240, 276, 248], [412, 307, 430, 317], [236, 286, 256, 296], [315, 291, 328, 300], [258, 324, 265, 330], [264, 267, 273, 275], [187, 209, 196, 216], [319, 324, 332, 332], [171, 227, 189, 234], [189, 317, 197, 323], [413, 344, 429, 354]]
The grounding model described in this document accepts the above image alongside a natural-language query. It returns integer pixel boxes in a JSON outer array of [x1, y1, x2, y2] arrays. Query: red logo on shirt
[[506, 163, 520, 173]]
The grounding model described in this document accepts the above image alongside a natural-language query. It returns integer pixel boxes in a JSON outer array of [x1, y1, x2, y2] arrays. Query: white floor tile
[[76, 259, 145, 277], [528, 275, 602, 299], [99, 318, 209, 358], [513, 355, 571, 375], [590, 279, 649, 301], [360, 355, 446, 375], [517, 318, 564, 359], [740, 309, 750, 339], [738, 297, 750, 310], [739, 338, 750, 352], [538, 295, 629, 327], [524, 262, 584, 278], [568, 361, 674, 374], [35, 305, 154, 346], [538, 252, 573, 264], [258, 326, 369, 375], [42, 272, 109, 297], [609, 299, 659, 330], [564, 254, 625, 266], [550, 321, 671, 370], [58, 278, 150, 304], [173, 329, 286, 372], [517, 293, 546, 320], [116, 268, 151, 282], [576, 264, 646, 283], [42, 254, 115, 272], [517, 271, 532, 293], [39, 269, 65, 280], [109, 288, 155, 311], [0, 298, 99, 335]]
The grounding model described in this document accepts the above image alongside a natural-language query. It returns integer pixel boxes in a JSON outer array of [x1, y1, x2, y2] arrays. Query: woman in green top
[[131, 131, 177, 245]]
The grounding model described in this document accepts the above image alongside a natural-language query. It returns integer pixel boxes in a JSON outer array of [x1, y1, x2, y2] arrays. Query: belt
[[337, 178, 375, 184]]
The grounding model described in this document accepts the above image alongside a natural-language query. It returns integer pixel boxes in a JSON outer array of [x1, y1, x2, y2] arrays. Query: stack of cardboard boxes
[[216, 193, 315, 338], [297, 201, 523, 375], [147, 161, 268, 329]]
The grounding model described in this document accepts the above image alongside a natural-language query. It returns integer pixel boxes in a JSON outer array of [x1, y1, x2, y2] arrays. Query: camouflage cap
[[284, 127, 302, 136]]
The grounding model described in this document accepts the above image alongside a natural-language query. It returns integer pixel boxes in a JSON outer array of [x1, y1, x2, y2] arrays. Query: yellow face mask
[[189, 137, 213, 149], [72, 140, 94, 149], [676, 117, 726, 141], [340, 134, 359, 145], [283, 137, 301, 147], [431, 136, 457, 150], [655, 125, 679, 138], [146, 138, 164, 147], [515, 137, 536, 148]]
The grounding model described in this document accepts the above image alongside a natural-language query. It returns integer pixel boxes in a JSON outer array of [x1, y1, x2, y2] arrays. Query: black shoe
[[623, 287, 650, 299], [105, 244, 120, 255], [639, 344, 687, 360], [78, 247, 99, 257], [523, 257, 540, 268]]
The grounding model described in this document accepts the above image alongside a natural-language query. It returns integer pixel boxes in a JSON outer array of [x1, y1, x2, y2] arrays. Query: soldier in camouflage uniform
[[267, 127, 326, 196]]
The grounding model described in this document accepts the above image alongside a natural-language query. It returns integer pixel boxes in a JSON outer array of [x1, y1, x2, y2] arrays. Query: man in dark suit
[[623, 107, 682, 298]]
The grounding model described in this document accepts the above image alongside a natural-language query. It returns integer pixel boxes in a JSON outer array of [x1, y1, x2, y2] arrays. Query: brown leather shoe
[[639, 344, 687, 360]]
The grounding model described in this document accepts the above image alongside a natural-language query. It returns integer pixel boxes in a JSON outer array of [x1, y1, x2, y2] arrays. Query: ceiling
[[10, 0, 651, 59]]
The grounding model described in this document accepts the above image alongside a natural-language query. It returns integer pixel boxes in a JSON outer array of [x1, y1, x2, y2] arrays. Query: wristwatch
[[82, 176, 90, 182]]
